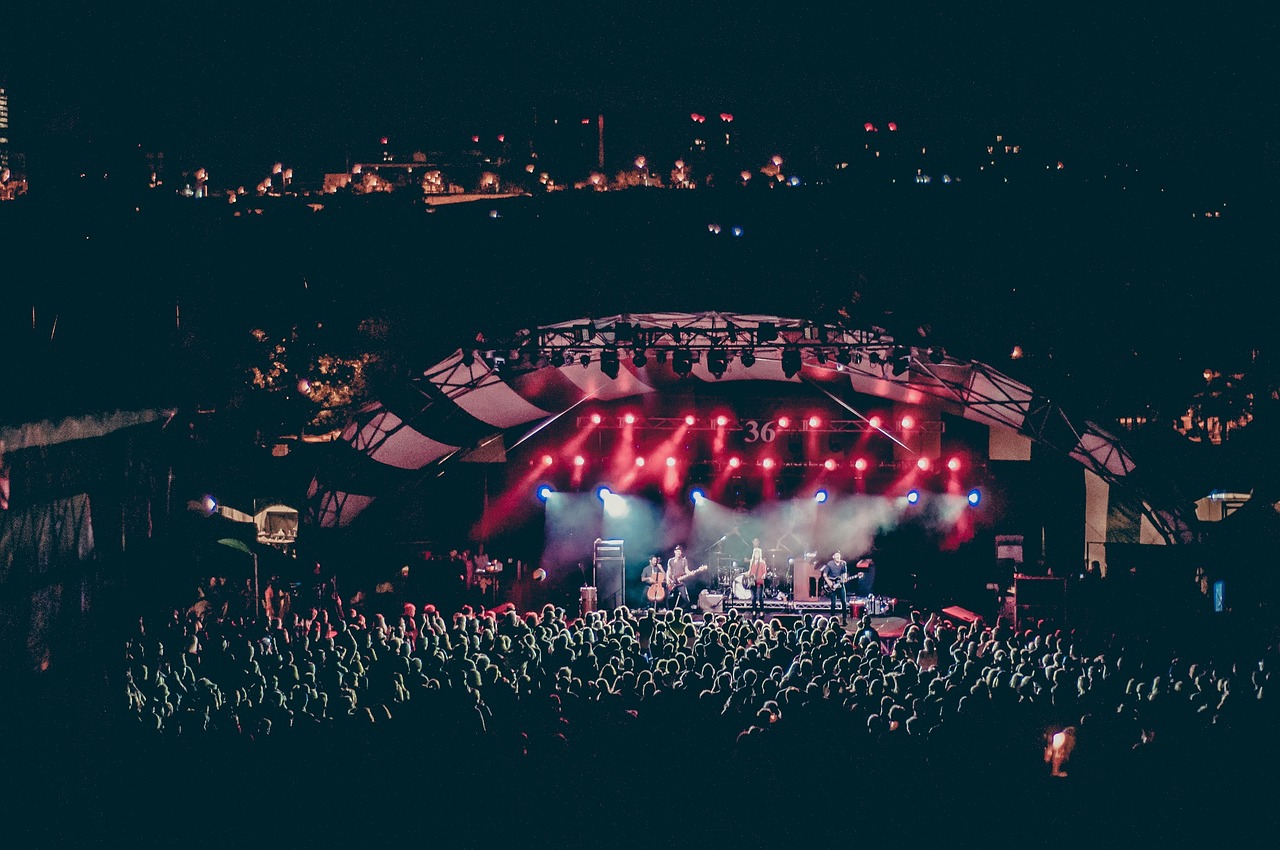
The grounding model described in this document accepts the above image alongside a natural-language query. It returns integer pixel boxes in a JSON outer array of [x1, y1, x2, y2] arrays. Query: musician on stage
[[749, 538, 769, 617], [820, 551, 850, 624], [641, 555, 666, 610], [666, 545, 693, 611]]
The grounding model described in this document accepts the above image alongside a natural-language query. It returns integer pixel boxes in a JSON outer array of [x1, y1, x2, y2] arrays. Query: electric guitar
[[820, 570, 865, 593], [668, 564, 710, 588]]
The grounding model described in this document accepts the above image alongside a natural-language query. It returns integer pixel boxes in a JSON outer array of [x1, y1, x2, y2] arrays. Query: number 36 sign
[[742, 420, 779, 443]]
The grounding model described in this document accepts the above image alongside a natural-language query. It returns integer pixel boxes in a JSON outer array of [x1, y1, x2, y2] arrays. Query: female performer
[[748, 538, 768, 617]]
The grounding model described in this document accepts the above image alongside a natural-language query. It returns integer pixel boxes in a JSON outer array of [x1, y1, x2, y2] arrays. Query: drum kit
[[722, 548, 792, 601]]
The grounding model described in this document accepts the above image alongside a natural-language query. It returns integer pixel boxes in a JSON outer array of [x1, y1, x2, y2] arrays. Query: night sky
[[4, 4, 1277, 186], [5, 3, 1280, 441]]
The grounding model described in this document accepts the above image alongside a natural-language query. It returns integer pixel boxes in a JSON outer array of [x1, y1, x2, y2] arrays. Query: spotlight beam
[[508, 392, 598, 452], [801, 375, 914, 453]]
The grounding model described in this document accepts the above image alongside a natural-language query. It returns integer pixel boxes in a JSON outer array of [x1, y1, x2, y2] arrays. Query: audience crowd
[[103, 570, 1280, 844]]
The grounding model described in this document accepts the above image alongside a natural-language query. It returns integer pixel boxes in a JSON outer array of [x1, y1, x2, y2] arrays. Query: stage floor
[[710, 594, 898, 617]]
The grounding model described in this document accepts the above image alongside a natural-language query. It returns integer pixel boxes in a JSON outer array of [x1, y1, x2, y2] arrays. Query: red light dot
[[574, 455, 585, 467], [685, 415, 696, 426], [868, 416, 882, 429], [777, 417, 791, 429], [808, 416, 821, 429], [947, 457, 962, 472], [716, 415, 728, 427], [728, 457, 741, 469], [762, 458, 775, 470], [635, 457, 645, 467], [666, 456, 677, 468], [590, 413, 602, 425], [541, 454, 554, 466], [824, 459, 837, 471], [917, 457, 930, 471], [623, 413, 636, 424], [901, 415, 915, 430], [854, 458, 868, 472]]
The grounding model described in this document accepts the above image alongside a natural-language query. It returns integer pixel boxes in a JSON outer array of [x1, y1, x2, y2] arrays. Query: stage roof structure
[[305, 312, 1194, 543]]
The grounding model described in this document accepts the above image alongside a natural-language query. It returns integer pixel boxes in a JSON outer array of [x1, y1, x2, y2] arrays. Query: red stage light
[[635, 457, 645, 467], [762, 458, 775, 470], [728, 456, 741, 469], [666, 456, 677, 467], [623, 413, 636, 424], [824, 459, 837, 471], [947, 457, 962, 472], [901, 415, 915, 430], [590, 413, 602, 425], [917, 457, 930, 471], [684, 415, 696, 426], [808, 416, 821, 429], [868, 415, 882, 429], [574, 455, 585, 467], [777, 417, 791, 429], [716, 415, 728, 427], [541, 454, 554, 466], [854, 458, 868, 472]]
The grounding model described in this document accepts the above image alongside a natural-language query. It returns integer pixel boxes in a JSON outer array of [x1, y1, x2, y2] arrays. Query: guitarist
[[666, 545, 694, 611], [748, 538, 769, 617], [819, 551, 850, 624]]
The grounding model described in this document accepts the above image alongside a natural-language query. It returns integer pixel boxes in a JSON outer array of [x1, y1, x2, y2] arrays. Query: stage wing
[[315, 491, 376, 528], [345, 406, 458, 470], [1070, 424, 1136, 478], [425, 350, 550, 428]]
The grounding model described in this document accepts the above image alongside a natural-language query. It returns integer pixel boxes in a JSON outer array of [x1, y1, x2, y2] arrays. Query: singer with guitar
[[748, 538, 769, 617], [819, 551, 853, 624]]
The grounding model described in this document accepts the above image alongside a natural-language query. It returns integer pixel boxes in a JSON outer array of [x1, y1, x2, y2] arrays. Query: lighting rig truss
[[571, 415, 945, 435], [476, 317, 929, 380]]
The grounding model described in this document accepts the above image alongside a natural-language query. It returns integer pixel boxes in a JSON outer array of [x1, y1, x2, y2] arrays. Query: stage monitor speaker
[[1014, 575, 1066, 606], [593, 538, 625, 610], [941, 605, 980, 624], [697, 590, 724, 613]]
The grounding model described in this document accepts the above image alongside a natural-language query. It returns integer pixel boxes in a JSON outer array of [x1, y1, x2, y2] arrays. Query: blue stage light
[[690, 488, 706, 504], [906, 489, 920, 505], [967, 488, 982, 507], [536, 484, 554, 502], [596, 485, 613, 502], [814, 489, 829, 504]]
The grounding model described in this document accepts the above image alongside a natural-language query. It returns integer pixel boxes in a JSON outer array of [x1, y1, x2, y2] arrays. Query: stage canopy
[[304, 312, 1194, 543]]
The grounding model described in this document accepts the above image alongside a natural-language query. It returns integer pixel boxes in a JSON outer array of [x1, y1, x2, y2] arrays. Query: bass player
[[666, 545, 708, 612]]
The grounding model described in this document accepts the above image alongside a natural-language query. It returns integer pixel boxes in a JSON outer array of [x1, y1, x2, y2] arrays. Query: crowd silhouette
[[87, 565, 1279, 846]]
